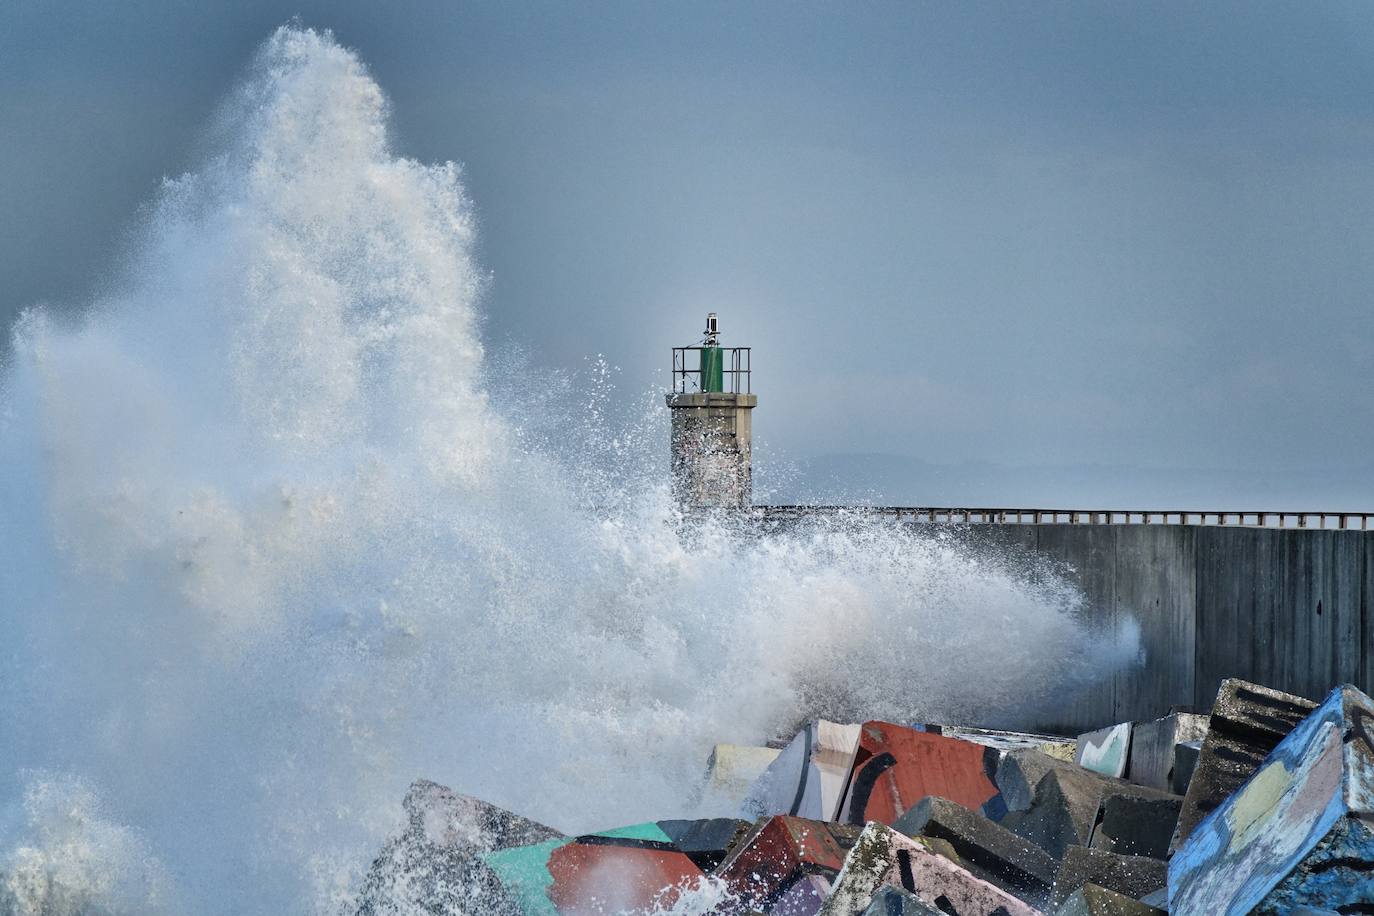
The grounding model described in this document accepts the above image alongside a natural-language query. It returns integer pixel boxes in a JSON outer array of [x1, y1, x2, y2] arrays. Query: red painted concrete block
[[546, 841, 703, 912], [839, 721, 1002, 826], [716, 815, 861, 909]]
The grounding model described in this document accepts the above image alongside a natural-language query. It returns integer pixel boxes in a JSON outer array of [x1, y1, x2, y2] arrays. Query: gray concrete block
[[1170, 741, 1201, 795], [994, 749, 1064, 814], [1050, 846, 1165, 911], [1126, 712, 1208, 792], [996, 755, 1173, 860], [1000, 771, 1083, 862], [893, 796, 1056, 906], [1169, 678, 1317, 852], [655, 817, 751, 871], [1088, 794, 1181, 861], [1056, 883, 1165, 915]]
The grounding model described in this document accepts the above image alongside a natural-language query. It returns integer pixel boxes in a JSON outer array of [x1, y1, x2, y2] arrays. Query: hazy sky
[[4, 1, 1373, 507]]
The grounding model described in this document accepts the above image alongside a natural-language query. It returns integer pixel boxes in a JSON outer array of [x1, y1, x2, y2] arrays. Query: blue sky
[[4, 1, 1373, 507]]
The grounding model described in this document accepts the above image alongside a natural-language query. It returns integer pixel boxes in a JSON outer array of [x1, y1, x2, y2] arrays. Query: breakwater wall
[[964, 523, 1372, 732], [755, 507, 1373, 733]]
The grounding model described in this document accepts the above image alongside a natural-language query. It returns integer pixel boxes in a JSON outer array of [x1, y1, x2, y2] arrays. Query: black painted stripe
[[844, 752, 898, 825], [788, 726, 813, 816], [897, 848, 916, 891], [571, 834, 680, 852]]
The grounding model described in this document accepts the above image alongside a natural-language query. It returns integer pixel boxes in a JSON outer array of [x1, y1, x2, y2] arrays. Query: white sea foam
[[0, 26, 1137, 914]]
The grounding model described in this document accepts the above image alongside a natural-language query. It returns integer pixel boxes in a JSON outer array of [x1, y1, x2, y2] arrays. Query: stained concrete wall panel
[[1193, 527, 1262, 710], [1110, 525, 1196, 724], [1033, 525, 1119, 731], [1325, 532, 1362, 695], [1260, 531, 1362, 702]]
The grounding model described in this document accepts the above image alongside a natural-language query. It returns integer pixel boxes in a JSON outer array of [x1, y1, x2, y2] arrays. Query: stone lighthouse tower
[[666, 313, 756, 508]]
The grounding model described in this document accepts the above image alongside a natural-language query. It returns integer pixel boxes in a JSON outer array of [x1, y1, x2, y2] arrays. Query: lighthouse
[[666, 313, 756, 508]]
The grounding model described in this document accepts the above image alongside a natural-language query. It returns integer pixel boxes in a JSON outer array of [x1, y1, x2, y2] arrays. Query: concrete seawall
[[957, 524, 1373, 732]]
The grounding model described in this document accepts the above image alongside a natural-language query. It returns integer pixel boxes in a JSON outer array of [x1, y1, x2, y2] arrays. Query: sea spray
[[0, 26, 1138, 915]]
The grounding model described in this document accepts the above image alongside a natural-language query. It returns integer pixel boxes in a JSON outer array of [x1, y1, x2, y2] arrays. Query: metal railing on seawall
[[754, 505, 1374, 530]]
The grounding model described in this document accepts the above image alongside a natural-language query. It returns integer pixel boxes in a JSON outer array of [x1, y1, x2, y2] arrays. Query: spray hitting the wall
[[0, 26, 1138, 915]]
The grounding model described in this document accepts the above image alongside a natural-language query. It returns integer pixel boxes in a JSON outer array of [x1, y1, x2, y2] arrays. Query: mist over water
[[0, 27, 1137, 915]]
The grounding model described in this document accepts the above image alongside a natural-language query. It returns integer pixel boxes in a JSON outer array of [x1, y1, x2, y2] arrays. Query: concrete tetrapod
[[1169, 684, 1374, 915]]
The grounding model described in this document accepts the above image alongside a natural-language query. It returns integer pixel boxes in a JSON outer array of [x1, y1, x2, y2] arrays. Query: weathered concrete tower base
[[666, 391, 757, 509]]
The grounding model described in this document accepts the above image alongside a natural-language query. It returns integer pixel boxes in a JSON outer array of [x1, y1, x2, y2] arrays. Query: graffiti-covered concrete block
[[354, 780, 560, 916], [838, 721, 1002, 826], [715, 815, 861, 909], [1076, 723, 1132, 779], [1055, 883, 1164, 915], [1127, 713, 1209, 792], [1170, 678, 1316, 851], [1088, 794, 1182, 860], [893, 796, 1055, 906], [1169, 685, 1374, 916], [819, 822, 1041, 916], [1049, 846, 1165, 911], [859, 884, 944, 915], [743, 720, 861, 822]]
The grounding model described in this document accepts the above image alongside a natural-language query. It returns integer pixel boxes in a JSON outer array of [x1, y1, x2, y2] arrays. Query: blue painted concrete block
[[1168, 684, 1374, 915]]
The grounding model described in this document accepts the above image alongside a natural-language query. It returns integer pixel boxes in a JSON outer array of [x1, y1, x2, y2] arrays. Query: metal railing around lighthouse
[[754, 505, 1374, 530], [671, 346, 751, 394]]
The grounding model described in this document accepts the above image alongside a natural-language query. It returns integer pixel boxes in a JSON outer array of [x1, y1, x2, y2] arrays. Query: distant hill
[[755, 452, 1374, 513]]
